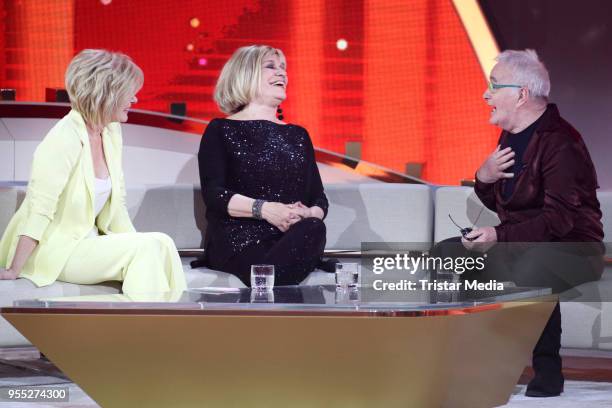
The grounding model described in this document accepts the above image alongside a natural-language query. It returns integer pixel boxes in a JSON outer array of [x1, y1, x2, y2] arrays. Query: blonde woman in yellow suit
[[0, 49, 187, 294]]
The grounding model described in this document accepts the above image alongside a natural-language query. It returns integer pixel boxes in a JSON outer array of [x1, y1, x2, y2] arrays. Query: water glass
[[429, 269, 459, 303], [335, 287, 360, 304], [251, 264, 275, 290], [335, 263, 359, 288], [250, 289, 275, 303]]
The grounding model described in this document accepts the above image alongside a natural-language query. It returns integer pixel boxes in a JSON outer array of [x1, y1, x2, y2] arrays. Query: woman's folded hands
[[262, 201, 317, 232]]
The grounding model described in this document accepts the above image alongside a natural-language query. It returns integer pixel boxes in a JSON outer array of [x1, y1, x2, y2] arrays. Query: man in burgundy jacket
[[465, 49, 604, 397]]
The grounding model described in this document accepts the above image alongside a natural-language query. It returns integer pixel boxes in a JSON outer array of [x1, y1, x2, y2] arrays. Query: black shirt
[[500, 114, 543, 200], [198, 118, 329, 265]]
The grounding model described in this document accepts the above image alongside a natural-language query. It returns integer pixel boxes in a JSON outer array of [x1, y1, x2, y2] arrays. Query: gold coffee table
[[1, 285, 556, 408]]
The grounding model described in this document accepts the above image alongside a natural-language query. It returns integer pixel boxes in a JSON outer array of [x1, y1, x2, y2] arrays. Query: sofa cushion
[[125, 183, 435, 252], [126, 184, 206, 249], [325, 183, 433, 251], [599, 191, 612, 256], [560, 266, 612, 350], [433, 186, 500, 243], [0, 279, 121, 347], [184, 264, 246, 289], [0, 184, 26, 238]]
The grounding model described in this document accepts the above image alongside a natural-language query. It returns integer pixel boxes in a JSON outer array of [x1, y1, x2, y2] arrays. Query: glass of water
[[335, 263, 359, 288], [251, 289, 275, 303], [251, 264, 275, 290], [335, 286, 361, 304]]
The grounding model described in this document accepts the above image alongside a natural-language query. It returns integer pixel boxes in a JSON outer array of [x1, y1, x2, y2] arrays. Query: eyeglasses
[[448, 207, 485, 241], [448, 214, 474, 240], [488, 82, 522, 91]]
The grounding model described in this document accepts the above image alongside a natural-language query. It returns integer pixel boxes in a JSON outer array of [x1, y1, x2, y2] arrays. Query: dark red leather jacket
[[475, 104, 603, 243]]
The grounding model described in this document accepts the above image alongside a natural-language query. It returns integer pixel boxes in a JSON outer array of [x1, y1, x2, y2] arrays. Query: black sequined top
[[198, 118, 329, 265]]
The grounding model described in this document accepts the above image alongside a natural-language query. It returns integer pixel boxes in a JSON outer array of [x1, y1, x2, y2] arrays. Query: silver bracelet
[[252, 199, 266, 220]]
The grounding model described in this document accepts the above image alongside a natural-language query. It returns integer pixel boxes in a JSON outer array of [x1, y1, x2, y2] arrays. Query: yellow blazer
[[0, 110, 135, 287]]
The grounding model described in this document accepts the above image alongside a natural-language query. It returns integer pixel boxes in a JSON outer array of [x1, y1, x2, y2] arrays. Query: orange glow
[[5, 0, 73, 101], [423, 1, 498, 184], [289, 0, 324, 147], [363, 0, 497, 185], [363, 1, 428, 176]]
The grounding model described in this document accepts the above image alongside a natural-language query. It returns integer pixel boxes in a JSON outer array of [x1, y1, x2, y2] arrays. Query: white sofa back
[[600, 191, 612, 255], [433, 186, 500, 243], [0, 184, 26, 237], [324, 183, 433, 251], [1, 183, 435, 252]]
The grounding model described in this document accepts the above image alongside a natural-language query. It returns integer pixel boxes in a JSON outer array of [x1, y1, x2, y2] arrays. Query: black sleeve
[[474, 178, 497, 212], [198, 120, 236, 214], [303, 129, 329, 218]]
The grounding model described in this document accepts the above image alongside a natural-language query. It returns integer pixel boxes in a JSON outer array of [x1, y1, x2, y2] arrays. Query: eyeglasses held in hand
[[448, 214, 475, 241]]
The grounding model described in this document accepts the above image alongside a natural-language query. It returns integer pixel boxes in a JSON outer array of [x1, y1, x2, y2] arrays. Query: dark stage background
[[480, 0, 612, 190]]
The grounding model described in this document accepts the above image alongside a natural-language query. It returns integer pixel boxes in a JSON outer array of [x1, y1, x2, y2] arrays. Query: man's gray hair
[[496, 49, 550, 98]]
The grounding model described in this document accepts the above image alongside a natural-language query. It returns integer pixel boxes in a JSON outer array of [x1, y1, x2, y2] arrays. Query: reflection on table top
[[2, 285, 553, 317]]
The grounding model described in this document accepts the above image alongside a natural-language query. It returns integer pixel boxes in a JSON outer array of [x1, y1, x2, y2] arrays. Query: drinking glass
[[335, 263, 359, 288], [250, 289, 275, 303], [335, 286, 361, 304], [251, 264, 275, 290]]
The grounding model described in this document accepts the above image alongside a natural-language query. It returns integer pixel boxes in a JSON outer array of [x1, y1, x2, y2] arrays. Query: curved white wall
[[0, 118, 380, 185]]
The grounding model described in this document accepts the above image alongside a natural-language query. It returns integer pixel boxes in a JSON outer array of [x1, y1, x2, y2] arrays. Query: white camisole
[[94, 177, 112, 216], [89, 177, 112, 237]]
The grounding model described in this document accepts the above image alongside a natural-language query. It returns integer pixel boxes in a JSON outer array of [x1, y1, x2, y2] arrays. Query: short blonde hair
[[65, 49, 144, 126], [214, 45, 286, 114]]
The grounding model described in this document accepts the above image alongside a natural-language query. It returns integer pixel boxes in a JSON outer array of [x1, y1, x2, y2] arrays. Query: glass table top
[[4, 285, 554, 316]]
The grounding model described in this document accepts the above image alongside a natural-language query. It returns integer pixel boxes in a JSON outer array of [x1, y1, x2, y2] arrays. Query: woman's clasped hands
[[261, 201, 316, 232]]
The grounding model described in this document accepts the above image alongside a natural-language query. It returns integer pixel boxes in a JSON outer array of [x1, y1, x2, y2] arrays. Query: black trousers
[[433, 237, 604, 390], [212, 218, 326, 287]]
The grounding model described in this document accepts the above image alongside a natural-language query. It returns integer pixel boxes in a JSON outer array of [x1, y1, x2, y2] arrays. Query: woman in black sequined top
[[196, 45, 328, 286]]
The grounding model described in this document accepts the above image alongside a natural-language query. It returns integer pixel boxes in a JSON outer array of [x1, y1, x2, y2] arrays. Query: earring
[[276, 106, 284, 121]]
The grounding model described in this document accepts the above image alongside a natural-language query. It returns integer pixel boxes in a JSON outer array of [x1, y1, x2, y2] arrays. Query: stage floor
[[1, 378, 612, 407], [1, 357, 612, 407]]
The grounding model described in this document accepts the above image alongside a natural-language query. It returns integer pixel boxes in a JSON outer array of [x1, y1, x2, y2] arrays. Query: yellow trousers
[[57, 232, 187, 295]]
